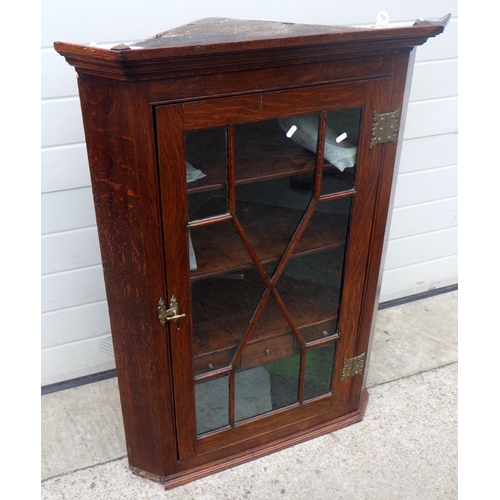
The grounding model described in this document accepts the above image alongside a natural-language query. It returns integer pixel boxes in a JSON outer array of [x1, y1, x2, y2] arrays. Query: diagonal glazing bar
[[229, 286, 272, 369], [270, 287, 306, 347], [271, 198, 317, 286], [269, 112, 327, 350], [271, 111, 327, 286]]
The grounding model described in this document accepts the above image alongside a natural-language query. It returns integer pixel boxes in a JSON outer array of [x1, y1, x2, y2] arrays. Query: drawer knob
[[265, 348, 271, 356], [207, 363, 214, 370]]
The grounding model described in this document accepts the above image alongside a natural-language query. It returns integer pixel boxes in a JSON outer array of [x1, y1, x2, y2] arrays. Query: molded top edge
[[53, 15, 450, 79], [54, 15, 450, 58]]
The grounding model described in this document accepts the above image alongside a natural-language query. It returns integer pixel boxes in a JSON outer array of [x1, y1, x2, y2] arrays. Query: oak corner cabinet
[[54, 15, 449, 489]]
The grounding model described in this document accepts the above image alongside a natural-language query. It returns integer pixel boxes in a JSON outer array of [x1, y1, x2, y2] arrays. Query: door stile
[[155, 104, 198, 461]]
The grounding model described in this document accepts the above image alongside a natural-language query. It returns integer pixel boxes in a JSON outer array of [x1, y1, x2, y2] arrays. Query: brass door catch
[[340, 352, 366, 381], [158, 296, 186, 326]]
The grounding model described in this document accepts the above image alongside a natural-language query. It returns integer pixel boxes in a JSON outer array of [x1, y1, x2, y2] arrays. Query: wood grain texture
[[76, 74, 176, 476], [155, 104, 198, 461], [355, 50, 413, 400]]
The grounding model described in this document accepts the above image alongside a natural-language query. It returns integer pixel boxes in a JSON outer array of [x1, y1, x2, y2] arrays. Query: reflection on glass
[[303, 343, 336, 401], [195, 375, 229, 435], [235, 352, 301, 423], [188, 189, 228, 222], [321, 108, 362, 195]]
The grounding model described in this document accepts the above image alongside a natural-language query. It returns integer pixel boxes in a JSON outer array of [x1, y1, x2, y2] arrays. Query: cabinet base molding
[[133, 390, 369, 489]]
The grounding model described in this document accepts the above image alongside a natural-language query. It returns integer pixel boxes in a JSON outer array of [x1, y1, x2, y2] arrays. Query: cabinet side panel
[[76, 75, 174, 478], [355, 51, 414, 395]]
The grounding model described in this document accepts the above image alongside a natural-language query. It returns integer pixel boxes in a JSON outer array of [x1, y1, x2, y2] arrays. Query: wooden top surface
[[131, 18, 358, 49], [53, 16, 450, 78]]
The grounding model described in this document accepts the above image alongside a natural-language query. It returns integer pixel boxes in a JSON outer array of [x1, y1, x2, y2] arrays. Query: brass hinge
[[369, 108, 401, 149], [158, 296, 186, 326], [340, 352, 366, 381]]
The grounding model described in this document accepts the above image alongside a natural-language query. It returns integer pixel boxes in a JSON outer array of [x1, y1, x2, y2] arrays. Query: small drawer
[[194, 349, 237, 375], [300, 320, 338, 343], [240, 335, 295, 370]]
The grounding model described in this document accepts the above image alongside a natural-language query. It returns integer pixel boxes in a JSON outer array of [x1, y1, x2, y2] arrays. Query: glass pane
[[321, 108, 362, 196], [303, 342, 336, 401], [233, 114, 322, 275], [275, 197, 352, 343], [189, 219, 251, 278], [195, 374, 229, 435], [185, 127, 228, 222], [275, 250, 340, 343], [235, 352, 301, 422], [188, 109, 358, 435], [234, 116, 320, 184], [265, 353, 301, 409], [234, 365, 274, 423], [235, 177, 311, 275], [191, 265, 266, 377], [188, 189, 228, 222], [235, 296, 301, 422]]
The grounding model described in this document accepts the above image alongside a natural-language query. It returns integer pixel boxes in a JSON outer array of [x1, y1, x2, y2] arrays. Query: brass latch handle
[[158, 296, 186, 326]]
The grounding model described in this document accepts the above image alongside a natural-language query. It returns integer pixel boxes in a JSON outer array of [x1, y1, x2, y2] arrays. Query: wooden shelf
[[187, 152, 321, 194], [190, 198, 349, 280]]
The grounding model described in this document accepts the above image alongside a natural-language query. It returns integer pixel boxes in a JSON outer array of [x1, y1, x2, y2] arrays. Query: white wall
[[41, 1, 458, 386]]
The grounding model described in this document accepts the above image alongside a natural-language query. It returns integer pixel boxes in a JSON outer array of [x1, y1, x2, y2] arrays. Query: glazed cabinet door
[[156, 79, 391, 461]]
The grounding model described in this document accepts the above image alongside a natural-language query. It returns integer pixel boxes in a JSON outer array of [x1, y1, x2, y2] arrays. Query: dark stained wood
[[54, 16, 447, 488], [240, 334, 295, 370], [155, 104, 198, 461], [75, 75, 177, 477], [352, 49, 417, 408], [182, 80, 379, 129]]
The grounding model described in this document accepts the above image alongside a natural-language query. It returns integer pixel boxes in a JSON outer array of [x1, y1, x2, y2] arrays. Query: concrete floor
[[41, 290, 458, 499]]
